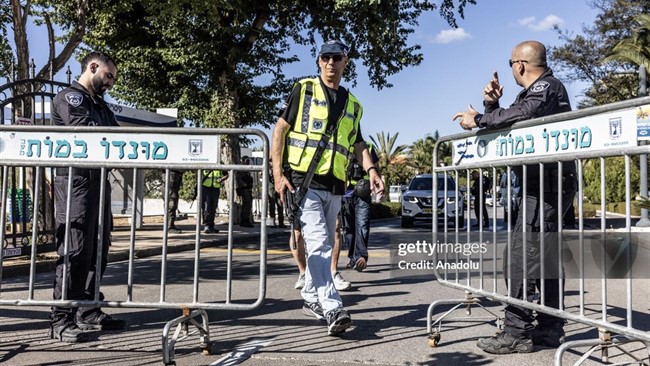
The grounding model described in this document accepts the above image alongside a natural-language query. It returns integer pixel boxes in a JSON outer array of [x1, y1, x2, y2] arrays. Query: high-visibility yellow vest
[[285, 78, 362, 182], [203, 170, 223, 188]]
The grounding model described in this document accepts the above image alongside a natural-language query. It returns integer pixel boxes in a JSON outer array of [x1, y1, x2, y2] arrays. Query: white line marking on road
[[210, 337, 273, 366]]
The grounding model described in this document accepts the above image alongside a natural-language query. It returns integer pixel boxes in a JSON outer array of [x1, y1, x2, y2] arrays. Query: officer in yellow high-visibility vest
[[202, 169, 228, 233], [271, 40, 384, 337]]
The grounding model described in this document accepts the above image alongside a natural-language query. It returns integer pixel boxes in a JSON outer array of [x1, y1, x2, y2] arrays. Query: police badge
[[530, 81, 550, 93], [65, 92, 84, 107]]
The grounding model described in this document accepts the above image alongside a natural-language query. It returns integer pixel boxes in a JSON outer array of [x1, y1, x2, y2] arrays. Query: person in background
[[202, 169, 228, 233], [167, 170, 183, 234], [342, 141, 379, 271], [471, 170, 490, 229], [268, 161, 286, 229], [237, 156, 254, 227]]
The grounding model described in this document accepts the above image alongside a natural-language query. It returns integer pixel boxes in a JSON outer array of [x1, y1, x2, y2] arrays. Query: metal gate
[[0, 124, 269, 365], [424, 96, 650, 365]]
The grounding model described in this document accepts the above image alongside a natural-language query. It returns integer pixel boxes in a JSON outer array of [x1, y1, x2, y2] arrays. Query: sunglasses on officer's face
[[320, 54, 344, 63]]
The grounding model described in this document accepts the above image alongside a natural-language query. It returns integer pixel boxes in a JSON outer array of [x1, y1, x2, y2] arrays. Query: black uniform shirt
[[477, 68, 576, 182], [278, 78, 363, 195], [478, 68, 571, 129], [51, 80, 118, 127], [51, 81, 117, 176]]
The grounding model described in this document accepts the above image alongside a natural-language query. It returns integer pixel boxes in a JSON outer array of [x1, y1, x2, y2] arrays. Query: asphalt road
[[1, 216, 649, 366]]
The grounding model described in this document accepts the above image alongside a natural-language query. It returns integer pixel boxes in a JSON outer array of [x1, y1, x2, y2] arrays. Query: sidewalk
[[2, 216, 290, 278]]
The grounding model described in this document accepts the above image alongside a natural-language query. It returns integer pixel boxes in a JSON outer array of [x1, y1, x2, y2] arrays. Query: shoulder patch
[[64, 92, 84, 107], [530, 81, 550, 93]]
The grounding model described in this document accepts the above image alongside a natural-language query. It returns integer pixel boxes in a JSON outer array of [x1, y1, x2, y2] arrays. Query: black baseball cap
[[319, 40, 348, 55]]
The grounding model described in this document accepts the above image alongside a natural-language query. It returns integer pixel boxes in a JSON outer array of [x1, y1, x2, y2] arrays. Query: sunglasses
[[509, 59, 528, 67], [320, 54, 344, 63]]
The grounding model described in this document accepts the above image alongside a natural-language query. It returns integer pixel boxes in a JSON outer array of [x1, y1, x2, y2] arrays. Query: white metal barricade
[[423, 96, 650, 365], [0, 125, 269, 365]]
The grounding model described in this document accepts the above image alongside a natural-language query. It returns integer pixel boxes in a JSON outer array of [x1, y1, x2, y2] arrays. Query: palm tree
[[604, 14, 650, 70], [369, 132, 408, 186], [407, 130, 453, 172], [409, 133, 437, 174]]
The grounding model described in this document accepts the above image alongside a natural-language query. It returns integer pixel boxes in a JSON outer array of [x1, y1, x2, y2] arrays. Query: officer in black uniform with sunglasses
[[453, 40, 577, 354]]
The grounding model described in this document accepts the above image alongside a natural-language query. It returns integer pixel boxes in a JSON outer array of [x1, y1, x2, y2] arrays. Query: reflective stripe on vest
[[285, 78, 362, 182]]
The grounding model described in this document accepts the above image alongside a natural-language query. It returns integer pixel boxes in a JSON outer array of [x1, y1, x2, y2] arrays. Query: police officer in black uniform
[[49, 51, 125, 343], [237, 156, 254, 227], [167, 170, 184, 233], [454, 40, 577, 354]]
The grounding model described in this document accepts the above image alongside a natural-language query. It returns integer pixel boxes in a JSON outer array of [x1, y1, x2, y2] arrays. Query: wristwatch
[[474, 113, 483, 127]]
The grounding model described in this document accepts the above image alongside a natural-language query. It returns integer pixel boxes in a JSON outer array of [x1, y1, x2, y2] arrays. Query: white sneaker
[[333, 271, 351, 291], [294, 273, 305, 289]]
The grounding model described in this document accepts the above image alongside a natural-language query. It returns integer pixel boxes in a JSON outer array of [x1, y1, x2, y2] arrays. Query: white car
[[389, 185, 405, 203], [401, 173, 464, 228]]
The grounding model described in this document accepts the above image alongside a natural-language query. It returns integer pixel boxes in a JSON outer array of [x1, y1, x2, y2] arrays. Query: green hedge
[[582, 202, 641, 217], [370, 202, 401, 219]]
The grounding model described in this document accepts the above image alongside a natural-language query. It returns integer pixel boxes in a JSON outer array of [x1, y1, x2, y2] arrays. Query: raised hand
[[483, 71, 503, 104]]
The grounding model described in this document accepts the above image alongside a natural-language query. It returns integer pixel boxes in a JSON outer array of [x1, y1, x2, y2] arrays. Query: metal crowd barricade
[[0, 125, 269, 365], [425, 96, 650, 365]]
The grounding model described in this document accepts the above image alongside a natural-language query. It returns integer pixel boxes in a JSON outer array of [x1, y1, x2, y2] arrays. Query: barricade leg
[[554, 329, 650, 366], [426, 291, 503, 347], [161, 307, 211, 365]]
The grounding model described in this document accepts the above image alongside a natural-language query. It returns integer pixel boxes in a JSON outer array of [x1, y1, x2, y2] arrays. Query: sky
[[19, 0, 599, 149], [344, 0, 599, 148]]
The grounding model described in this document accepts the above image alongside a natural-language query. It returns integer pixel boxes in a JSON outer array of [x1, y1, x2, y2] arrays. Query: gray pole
[[636, 64, 650, 227]]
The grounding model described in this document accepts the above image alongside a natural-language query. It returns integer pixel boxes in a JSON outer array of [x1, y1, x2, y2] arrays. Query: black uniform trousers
[[268, 191, 284, 226], [474, 194, 489, 227], [167, 170, 183, 228], [202, 186, 220, 228], [51, 171, 112, 326], [342, 194, 371, 265], [240, 189, 253, 225], [503, 172, 577, 337]]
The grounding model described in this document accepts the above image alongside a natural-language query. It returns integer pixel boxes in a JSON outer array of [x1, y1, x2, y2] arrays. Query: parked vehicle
[[389, 185, 405, 203], [401, 173, 464, 228]]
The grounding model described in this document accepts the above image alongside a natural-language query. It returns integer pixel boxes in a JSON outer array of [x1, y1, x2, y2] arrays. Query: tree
[[604, 14, 650, 71], [0, 1, 11, 76], [369, 131, 408, 186], [582, 157, 640, 203], [550, 0, 650, 108], [80, 0, 476, 167], [551, 0, 647, 206], [5, 0, 95, 83], [408, 132, 437, 174]]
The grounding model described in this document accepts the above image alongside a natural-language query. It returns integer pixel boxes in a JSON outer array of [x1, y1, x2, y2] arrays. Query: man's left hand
[[453, 104, 479, 131]]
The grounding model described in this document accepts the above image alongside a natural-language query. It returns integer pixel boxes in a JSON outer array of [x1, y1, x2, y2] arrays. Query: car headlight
[[446, 197, 456, 204], [404, 196, 418, 203]]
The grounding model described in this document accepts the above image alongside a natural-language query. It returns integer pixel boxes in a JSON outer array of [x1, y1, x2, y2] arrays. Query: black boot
[[49, 321, 89, 343], [477, 331, 533, 354], [76, 310, 126, 331]]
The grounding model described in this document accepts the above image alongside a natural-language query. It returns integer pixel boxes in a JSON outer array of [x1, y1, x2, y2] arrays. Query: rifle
[[285, 132, 336, 250]]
